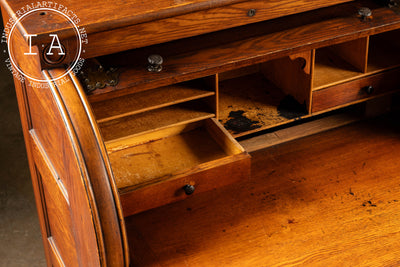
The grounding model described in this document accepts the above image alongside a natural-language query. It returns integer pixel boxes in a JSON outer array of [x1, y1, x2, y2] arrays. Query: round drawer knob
[[183, 184, 195, 195], [358, 7, 372, 20], [247, 9, 256, 17], [147, 54, 163, 72], [364, 85, 374, 94]]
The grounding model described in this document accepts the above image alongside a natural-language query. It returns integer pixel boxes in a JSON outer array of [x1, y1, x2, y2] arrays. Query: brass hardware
[[79, 60, 120, 93], [358, 7, 372, 21], [247, 9, 256, 17], [147, 54, 163, 72], [183, 184, 195, 195]]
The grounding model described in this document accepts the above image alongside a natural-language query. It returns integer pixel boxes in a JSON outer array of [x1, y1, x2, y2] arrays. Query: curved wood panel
[[44, 69, 130, 266], [3, 6, 128, 265]]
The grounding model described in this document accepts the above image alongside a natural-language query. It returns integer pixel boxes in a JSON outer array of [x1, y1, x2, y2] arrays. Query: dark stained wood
[[312, 68, 400, 113], [87, 0, 400, 102], [368, 29, 400, 72], [1, 0, 353, 57], [126, 115, 400, 266], [76, 0, 354, 59]]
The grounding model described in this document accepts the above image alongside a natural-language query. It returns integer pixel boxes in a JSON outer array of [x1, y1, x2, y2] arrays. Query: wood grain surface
[[218, 72, 308, 137], [312, 68, 400, 113], [87, 0, 400, 101], [1, 0, 352, 46], [111, 118, 251, 216], [92, 80, 215, 123], [127, 114, 400, 266], [100, 101, 215, 144]]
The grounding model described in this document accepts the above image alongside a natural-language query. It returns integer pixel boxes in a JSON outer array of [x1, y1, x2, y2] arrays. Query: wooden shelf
[[99, 101, 214, 145], [126, 114, 400, 266], [91, 80, 215, 123], [219, 72, 308, 137], [313, 47, 363, 90]]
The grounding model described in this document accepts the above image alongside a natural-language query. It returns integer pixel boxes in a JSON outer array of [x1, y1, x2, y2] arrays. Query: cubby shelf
[[100, 101, 215, 145], [218, 72, 308, 138], [83, 1, 400, 217], [92, 80, 215, 123], [95, 29, 400, 144], [313, 47, 364, 91], [86, 1, 400, 102]]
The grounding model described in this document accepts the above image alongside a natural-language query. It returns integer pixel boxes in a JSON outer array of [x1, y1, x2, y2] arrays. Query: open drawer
[[107, 118, 251, 216]]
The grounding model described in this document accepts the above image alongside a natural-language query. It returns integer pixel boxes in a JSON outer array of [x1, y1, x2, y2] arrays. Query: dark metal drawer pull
[[183, 184, 195, 195], [358, 7, 372, 21], [147, 54, 163, 72], [363, 85, 374, 94]]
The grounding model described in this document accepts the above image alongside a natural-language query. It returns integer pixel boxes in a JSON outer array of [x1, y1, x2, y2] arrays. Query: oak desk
[[1, 0, 400, 265]]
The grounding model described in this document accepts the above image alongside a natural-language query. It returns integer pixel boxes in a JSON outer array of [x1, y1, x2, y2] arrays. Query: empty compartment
[[313, 38, 369, 90], [368, 29, 400, 73], [219, 52, 312, 137], [108, 118, 250, 215]]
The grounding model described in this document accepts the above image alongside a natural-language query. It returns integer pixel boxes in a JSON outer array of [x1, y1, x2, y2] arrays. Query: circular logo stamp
[[2, 2, 88, 87]]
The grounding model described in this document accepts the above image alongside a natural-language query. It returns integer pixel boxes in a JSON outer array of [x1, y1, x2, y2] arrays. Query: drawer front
[[312, 68, 400, 113], [119, 153, 250, 216], [112, 118, 251, 216]]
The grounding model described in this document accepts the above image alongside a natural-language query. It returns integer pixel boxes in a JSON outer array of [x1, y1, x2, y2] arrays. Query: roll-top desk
[[2, 0, 400, 265]]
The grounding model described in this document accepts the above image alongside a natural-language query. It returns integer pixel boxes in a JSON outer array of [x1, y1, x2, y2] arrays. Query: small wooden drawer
[[108, 118, 250, 216], [312, 68, 400, 113]]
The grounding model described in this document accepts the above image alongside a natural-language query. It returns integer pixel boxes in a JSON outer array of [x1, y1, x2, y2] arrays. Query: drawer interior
[[108, 119, 245, 191], [106, 118, 250, 215]]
